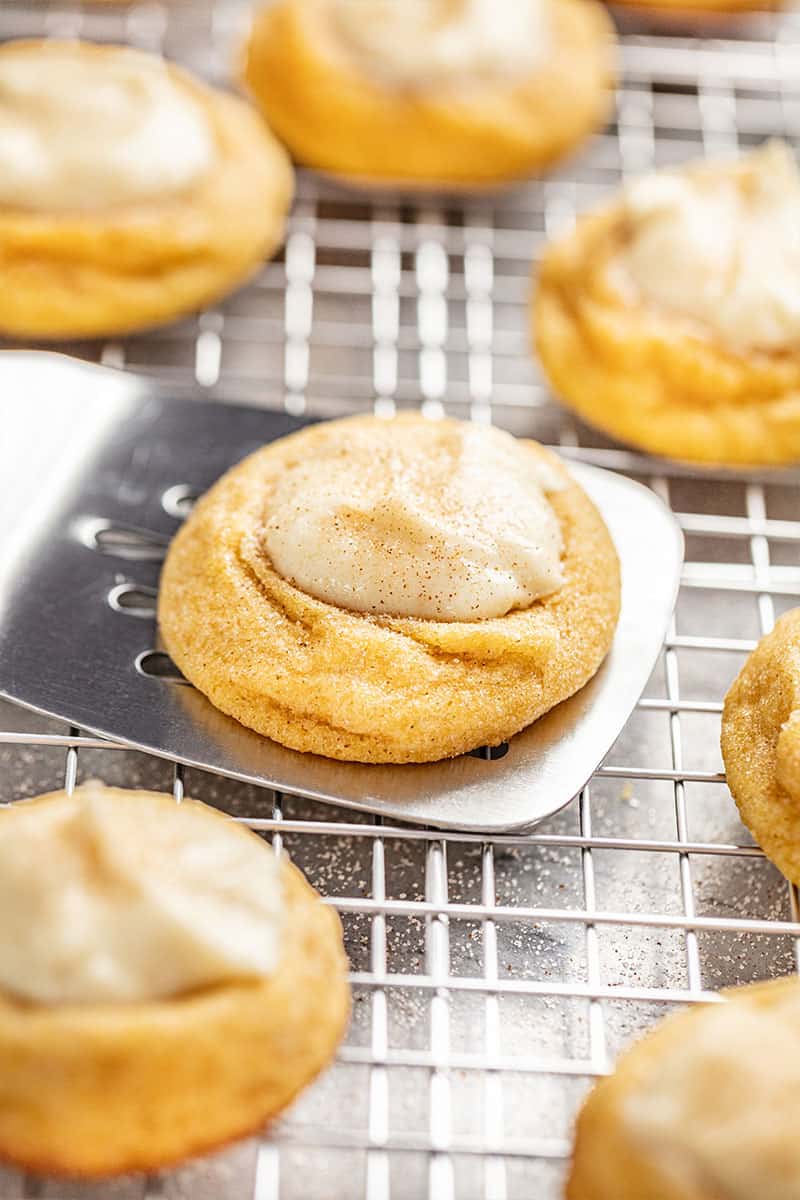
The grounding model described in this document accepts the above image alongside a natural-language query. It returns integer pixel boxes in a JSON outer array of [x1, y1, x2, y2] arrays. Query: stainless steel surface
[[1, 2, 800, 1199], [0, 352, 682, 833]]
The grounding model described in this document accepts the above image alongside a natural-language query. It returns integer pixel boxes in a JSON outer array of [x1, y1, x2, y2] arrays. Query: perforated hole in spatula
[[108, 583, 157, 617], [88, 520, 168, 562]]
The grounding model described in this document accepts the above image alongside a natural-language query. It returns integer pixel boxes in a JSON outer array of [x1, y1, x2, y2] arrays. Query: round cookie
[[0, 786, 349, 1177], [567, 976, 800, 1200], [158, 414, 621, 764], [242, 0, 615, 187], [721, 608, 800, 886], [0, 40, 293, 339], [534, 144, 800, 466]]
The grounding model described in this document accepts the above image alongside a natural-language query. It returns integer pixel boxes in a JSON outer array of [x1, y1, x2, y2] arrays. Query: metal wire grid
[[2, 2, 800, 1198]]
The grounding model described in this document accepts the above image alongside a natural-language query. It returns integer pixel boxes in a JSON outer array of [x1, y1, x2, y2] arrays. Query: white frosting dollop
[[0, 44, 213, 212], [263, 417, 565, 622], [616, 141, 800, 353], [0, 784, 283, 1004], [329, 0, 550, 90], [623, 992, 800, 1200]]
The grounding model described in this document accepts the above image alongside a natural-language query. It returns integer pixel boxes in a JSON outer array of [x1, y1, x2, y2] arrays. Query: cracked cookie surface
[[158, 415, 620, 764]]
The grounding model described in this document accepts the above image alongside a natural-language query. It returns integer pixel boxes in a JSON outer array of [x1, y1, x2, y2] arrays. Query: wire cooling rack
[[3, 2, 800, 1198]]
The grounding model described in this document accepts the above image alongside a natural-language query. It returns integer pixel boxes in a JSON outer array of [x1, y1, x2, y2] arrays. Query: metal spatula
[[0, 351, 683, 832]]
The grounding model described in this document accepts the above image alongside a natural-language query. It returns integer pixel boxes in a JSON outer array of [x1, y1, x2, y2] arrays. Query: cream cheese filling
[[328, 0, 550, 90], [623, 991, 800, 1200], [0, 784, 283, 1004], [614, 141, 800, 353], [0, 44, 213, 212], [262, 417, 565, 622]]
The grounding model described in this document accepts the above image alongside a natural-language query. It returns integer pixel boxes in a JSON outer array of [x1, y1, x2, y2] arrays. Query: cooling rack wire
[[3, 1, 800, 1197]]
